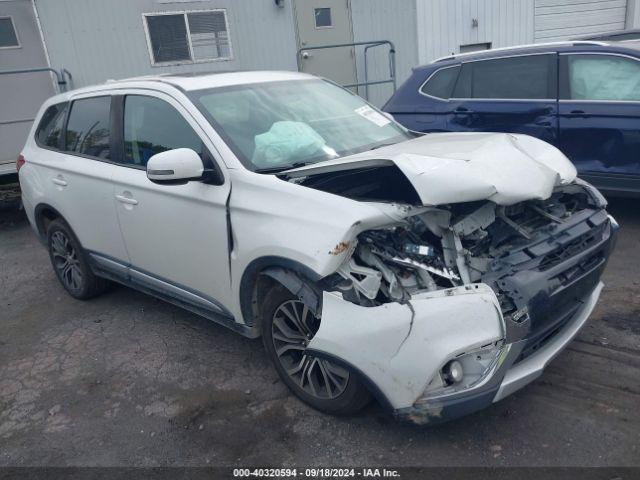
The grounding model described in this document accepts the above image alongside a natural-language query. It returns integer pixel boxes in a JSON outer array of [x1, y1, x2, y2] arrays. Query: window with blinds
[[143, 10, 231, 65]]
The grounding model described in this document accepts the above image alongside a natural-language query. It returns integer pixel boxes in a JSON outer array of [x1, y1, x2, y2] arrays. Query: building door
[[534, 0, 628, 42], [293, 0, 356, 87], [0, 0, 55, 174]]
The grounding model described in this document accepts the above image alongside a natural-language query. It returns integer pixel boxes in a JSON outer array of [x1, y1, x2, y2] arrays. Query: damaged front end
[[306, 180, 618, 424]]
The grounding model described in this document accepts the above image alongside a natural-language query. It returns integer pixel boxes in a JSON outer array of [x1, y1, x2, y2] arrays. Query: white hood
[[285, 132, 577, 206]]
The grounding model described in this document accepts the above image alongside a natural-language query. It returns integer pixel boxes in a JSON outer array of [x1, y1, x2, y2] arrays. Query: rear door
[[447, 54, 559, 145], [558, 52, 640, 185], [38, 95, 129, 262]]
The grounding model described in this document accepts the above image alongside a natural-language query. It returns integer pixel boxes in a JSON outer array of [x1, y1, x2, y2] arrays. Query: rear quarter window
[[420, 66, 460, 99], [35, 103, 68, 149]]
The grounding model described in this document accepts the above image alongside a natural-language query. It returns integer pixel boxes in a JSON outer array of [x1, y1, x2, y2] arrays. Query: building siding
[[628, 0, 640, 27], [350, 0, 418, 107], [415, 0, 535, 64], [33, 0, 300, 88], [0, 0, 55, 167]]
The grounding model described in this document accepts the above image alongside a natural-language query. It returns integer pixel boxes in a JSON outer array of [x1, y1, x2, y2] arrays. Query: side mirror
[[146, 148, 204, 183]]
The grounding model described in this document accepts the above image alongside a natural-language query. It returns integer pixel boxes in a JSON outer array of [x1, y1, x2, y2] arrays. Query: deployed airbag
[[252, 121, 327, 167]]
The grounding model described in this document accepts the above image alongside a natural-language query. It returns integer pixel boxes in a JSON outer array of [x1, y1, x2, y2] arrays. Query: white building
[[2, 0, 640, 172]]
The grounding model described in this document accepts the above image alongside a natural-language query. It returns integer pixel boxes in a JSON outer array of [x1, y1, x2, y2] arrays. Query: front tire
[[261, 284, 370, 415], [47, 219, 109, 300]]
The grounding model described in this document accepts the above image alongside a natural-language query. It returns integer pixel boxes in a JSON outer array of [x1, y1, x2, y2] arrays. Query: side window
[[65, 97, 111, 159], [420, 66, 460, 99], [36, 103, 68, 149], [565, 54, 640, 101], [454, 55, 557, 100], [123, 95, 203, 167]]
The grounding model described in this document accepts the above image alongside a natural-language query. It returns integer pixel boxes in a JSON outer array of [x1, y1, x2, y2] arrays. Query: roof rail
[[432, 40, 608, 63]]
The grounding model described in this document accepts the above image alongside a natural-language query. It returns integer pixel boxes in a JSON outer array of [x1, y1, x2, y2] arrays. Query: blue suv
[[384, 41, 640, 195]]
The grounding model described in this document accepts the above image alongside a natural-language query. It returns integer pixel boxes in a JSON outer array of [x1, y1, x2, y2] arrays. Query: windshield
[[189, 79, 410, 172]]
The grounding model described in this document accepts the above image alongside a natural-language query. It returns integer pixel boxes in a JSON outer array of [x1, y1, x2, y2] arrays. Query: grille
[[537, 221, 606, 272]]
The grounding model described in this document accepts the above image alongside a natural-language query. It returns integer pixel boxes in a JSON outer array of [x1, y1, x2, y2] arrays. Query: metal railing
[[0, 67, 73, 92], [297, 40, 396, 100]]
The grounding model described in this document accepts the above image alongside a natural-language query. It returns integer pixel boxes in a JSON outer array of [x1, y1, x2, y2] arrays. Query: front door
[[558, 53, 640, 182], [111, 91, 233, 316], [293, 0, 357, 87], [447, 54, 559, 146]]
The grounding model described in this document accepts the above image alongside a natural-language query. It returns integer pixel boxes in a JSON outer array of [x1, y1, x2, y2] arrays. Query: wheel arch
[[34, 203, 67, 241], [239, 256, 324, 330]]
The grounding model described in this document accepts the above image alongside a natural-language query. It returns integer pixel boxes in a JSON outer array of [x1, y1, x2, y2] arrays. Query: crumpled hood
[[285, 132, 577, 206]]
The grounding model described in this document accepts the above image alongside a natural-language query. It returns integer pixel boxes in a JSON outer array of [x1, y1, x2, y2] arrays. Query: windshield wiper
[[254, 161, 313, 174], [369, 141, 398, 151]]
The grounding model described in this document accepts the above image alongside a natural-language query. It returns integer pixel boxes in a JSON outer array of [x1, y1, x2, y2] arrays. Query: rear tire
[[261, 284, 371, 415], [46, 219, 109, 300]]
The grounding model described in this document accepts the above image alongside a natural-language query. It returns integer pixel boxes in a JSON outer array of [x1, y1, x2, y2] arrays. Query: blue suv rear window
[[453, 54, 557, 100], [420, 66, 460, 99]]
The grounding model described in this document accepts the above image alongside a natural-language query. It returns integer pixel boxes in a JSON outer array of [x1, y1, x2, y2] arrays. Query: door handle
[[115, 194, 138, 205], [454, 107, 473, 114], [569, 109, 588, 117], [51, 177, 67, 187]]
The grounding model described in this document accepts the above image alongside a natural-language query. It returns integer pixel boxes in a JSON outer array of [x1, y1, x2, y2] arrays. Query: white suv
[[19, 71, 617, 424]]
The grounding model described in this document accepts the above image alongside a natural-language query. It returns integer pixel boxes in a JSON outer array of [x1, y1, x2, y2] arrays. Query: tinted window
[[420, 66, 460, 99], [566, 54, 640, 101], [65, 97, 111, 159], [36, 103, 67, 149], [453, 54, 557, 99], [124, 95, 202, 167]]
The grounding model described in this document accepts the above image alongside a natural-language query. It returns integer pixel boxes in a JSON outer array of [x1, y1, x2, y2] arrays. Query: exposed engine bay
[[330, 181, 610, 322]]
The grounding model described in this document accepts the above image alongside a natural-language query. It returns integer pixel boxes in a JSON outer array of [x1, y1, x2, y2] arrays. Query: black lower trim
[[394, 385, 500, 426], [238, 256, 323, 327], [86, 251, 258, 338]]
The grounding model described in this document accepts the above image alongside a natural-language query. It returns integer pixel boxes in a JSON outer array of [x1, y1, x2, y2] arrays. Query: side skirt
[[87, 252, 259, 339]]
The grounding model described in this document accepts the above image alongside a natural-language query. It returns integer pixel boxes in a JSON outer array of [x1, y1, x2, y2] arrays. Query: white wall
[[415, 0, 535, 64], [34, 0, 299, 88], [626, 0, 640, 27], [350, 0, 418, 107]]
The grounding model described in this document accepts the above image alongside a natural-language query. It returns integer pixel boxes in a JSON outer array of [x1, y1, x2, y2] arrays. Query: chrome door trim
[[128, 268, 228, 316], [87, 251, 235, 320]]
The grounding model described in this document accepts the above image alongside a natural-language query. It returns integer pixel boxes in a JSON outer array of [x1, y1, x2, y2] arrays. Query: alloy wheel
[[271, 299, 350, 399], [50, 230, 83, 292]]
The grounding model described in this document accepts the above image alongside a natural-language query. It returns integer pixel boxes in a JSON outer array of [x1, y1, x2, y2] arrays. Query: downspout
[[31, 0, 57, 93]]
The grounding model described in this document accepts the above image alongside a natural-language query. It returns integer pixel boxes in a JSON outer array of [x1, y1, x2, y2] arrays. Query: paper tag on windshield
[[355, 106, 391, 127]]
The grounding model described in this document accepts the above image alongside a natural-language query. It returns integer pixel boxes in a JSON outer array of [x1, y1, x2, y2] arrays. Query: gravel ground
[[0, 199, 638, 467]]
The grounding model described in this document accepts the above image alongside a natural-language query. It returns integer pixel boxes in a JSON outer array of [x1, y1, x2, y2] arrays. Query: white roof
[[60, 70, 314, 99]]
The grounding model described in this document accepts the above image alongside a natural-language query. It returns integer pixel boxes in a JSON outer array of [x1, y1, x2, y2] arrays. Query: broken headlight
[[417, 342, 509, 402], [337, 220, 459, 305]]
